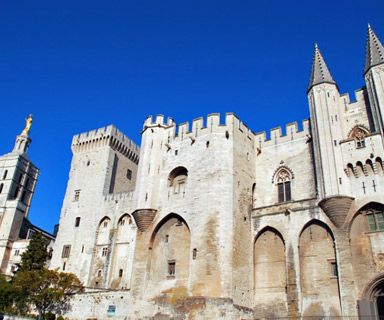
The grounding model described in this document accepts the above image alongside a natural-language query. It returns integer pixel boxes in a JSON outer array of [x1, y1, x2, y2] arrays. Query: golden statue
[[22, 114, 33, 136]]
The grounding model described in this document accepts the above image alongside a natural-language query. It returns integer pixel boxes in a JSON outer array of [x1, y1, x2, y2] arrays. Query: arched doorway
[[359, 274, 384, 319]]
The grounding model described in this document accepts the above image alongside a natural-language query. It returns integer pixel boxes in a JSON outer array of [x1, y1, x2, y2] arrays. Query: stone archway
[[359, 273, 384, 319]]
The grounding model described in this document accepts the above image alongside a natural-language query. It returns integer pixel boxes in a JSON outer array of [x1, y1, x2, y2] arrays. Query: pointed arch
[[299, 220, 341, 317], [147, 213, 191, 295], [272, 166, 293, 203], [253, 226, 287, 315], [349, 125, 369, 148]]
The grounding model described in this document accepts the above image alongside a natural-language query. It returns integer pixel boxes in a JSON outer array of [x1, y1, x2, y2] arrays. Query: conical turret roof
[[365, 24, 384, 74], [308, 44, 336, 92]]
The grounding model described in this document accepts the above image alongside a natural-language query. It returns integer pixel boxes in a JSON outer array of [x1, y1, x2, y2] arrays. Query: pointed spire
[[308, 44, 336, 92], [13, 115, 32, 154], [365, 24, 384, 73]]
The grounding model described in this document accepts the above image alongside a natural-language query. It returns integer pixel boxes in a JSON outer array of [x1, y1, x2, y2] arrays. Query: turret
[[307, 45, 345, 198], [364, 24, 384, 136], [135, 115, 174, 209]]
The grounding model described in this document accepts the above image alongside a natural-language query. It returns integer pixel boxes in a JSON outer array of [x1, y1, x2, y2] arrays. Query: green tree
[[13, 268, 83, 319], [19, 232, 50, 271], [0, 274, 14, 313]]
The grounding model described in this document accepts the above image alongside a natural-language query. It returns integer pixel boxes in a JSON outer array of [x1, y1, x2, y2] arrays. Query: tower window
[[62, 245, 71, 258], [63, 262, 66, 271], [126, 169, 132, 180], [102, 247, 108, 257], [14, 249, 20, 256], [97, 269, 102, 277], [0, 183, 3, 193], [74, 190, 80, 202], [193, 248, 197, 260], [119, 269, 123, 277], [2, 170, 8, 180], [75, 217, 81, 227], [20, 190, 27, 203], [330, 261, 338, 277], [13, 186, 20, 199], [167, 260, 176, 277]]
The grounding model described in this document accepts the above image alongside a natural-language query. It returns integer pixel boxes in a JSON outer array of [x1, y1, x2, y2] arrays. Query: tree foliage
[[3, 232, 83, 319], [0, 274, 14, 313], [13, 268, 83, 318], [19, 232, 50, 271]]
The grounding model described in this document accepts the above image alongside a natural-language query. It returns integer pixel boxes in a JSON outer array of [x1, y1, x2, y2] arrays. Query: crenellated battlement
[[143, 113, 311, 149], [144, 113, 254, 143], [71, 125, 140, 163], [254, 119, 311, 148]]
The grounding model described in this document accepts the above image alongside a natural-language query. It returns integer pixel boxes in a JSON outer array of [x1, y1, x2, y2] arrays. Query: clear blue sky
[[1, 0, 383, 233]]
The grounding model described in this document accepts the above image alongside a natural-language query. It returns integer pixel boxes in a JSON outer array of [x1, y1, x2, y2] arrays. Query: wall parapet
[[71, 125, 140, 163], [254, 119, 311, 148]]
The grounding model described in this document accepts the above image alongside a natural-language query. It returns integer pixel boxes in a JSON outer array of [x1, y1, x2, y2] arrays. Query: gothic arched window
[[276, 168, 292, 203], [349, 126, 369, 149]]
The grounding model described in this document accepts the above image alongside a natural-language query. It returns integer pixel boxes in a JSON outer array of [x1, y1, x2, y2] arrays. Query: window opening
[[126, 169, 132, 180], [75, 217, 81, 227], [193, 248, 197, 260], [167, 260, 176, 277], [102, 247, 108, 257], [62, 245, 71, 258], [367, 209, 384, 231], [74, 190, 80, 202], [119, 269, 123, 277], [276, 169, 292, 203]]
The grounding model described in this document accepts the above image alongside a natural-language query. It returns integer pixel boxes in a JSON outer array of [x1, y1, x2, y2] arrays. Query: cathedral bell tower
[[0, 115, 39, 275]]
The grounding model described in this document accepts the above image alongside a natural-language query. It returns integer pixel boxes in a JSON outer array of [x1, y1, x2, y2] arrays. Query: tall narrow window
[[167, 260, 176, 277], [75, 217, 81, 227], [0, 183, 3, 193], [74, 190, 80, 202], [119, 269, 123, 277], [276, 168, 292, 203], [126, 169, 132, 180], [102, 247, 108, 257], [62, 245, 71, 258], [2, 170, 8, 180]]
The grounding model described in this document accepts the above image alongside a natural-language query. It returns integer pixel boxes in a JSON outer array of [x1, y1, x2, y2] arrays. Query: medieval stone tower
[[50, 25, 384, 319], [0, 116, 39, 275]]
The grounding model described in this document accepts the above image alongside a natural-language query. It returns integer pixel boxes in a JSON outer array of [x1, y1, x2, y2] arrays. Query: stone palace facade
[[49, 25, 384, 319]]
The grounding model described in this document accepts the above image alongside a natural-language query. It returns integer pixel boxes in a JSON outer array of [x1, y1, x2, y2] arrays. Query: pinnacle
[[308, 44, 336, 92], [365, 24, 384, 73]]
